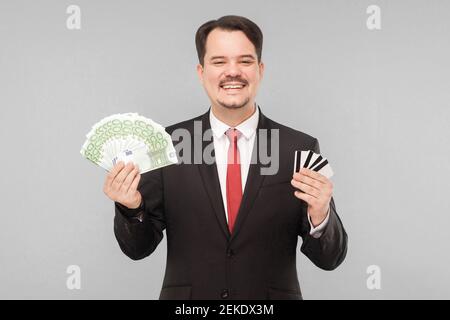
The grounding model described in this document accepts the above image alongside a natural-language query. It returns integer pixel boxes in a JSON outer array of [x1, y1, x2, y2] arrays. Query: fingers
[[128, 172, 141, 193], [292, 172, 322, 191], [291, 179, 320, 198], [121, 165, 140, 194], [294, 190, 317, 205], [293, 168, 333, 191], [291, 168, 333, 202], [291, 168, 324, 198], [295, 167, 328, 184], [112, 162, 136, 187], [104, 161, 125, 194], [105, 161, 124, 185], [103, 161, 142, 208]]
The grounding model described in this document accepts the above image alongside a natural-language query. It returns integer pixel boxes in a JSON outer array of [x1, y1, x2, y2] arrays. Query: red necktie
[[225, 128, 242, 233]]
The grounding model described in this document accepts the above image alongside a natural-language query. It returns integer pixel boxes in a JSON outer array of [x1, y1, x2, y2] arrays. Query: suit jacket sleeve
[[298, 138, 348, 270], [113, 168, 166, 260]]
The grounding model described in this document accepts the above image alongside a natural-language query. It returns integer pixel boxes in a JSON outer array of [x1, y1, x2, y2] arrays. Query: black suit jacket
[[114, 108, 347, 300]]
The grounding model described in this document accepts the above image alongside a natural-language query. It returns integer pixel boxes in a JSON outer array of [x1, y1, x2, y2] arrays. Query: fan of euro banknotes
[[80, 113, 178, 174]]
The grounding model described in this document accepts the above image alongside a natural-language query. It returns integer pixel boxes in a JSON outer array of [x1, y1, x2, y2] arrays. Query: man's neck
[[211, 103, 256, 127]]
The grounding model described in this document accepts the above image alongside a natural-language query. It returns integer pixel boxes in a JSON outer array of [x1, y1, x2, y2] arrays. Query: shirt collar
[[209, 105, 259, 141]]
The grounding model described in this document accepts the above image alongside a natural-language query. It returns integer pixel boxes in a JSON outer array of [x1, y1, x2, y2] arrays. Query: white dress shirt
[[209, 106, 329, 238]]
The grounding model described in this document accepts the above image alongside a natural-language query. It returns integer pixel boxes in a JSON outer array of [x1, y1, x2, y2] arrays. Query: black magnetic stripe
[[295, 150, 301, 172], [309, 155, 323, 169], [303, 151, 313, 168], [313, 159, 329, 172]]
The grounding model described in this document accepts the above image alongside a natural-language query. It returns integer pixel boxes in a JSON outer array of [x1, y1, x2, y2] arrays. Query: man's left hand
[[291, 167, 333, 227]]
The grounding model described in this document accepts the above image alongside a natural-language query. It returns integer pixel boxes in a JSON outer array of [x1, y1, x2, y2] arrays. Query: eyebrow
[[209, 54, 256, 60]]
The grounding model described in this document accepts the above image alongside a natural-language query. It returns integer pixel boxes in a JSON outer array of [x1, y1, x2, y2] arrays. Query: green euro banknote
[[80, 113, 178, 173]]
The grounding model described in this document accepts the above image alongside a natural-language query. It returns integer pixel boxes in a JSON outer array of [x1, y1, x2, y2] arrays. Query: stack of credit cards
[[293, 150, 334, 179]]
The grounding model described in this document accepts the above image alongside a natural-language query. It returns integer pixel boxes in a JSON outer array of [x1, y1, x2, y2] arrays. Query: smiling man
[[104, 15, 347, 300], [196, 26, 262, 127]]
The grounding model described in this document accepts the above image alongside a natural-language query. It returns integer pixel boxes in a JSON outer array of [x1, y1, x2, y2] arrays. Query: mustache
[[219, 77, 248, 86]]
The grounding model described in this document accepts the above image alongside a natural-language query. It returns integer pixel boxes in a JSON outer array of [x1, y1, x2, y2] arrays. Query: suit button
[[221, 289, 229, 299], [226, 249, 234, 257]]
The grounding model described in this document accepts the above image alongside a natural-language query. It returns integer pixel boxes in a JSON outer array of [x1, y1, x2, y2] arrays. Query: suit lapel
[[197, 111, 231, 240]]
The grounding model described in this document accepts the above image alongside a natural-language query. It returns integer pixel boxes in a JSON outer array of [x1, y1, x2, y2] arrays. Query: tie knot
[[225, 128, 241, 142]]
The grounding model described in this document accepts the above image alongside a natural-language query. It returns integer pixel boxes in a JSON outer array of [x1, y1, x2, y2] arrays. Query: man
[[103, 15, 347, 300]]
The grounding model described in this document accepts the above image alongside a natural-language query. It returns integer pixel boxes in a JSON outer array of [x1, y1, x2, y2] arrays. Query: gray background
[[1, 0, 449, 299]]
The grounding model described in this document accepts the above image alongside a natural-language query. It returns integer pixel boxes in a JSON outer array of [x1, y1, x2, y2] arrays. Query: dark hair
[[195, 15, 263, 66]]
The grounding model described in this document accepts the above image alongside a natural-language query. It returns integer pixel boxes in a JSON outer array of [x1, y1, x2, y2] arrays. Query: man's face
[[197, 28, 264, 111]]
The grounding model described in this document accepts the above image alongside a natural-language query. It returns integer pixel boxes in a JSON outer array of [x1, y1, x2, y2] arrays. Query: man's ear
[[259, 61, 265, 80], [196, 63, 204, 84]]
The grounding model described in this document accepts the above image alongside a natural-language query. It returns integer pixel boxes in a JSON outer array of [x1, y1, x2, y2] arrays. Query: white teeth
[[222, 85, 244, 89]]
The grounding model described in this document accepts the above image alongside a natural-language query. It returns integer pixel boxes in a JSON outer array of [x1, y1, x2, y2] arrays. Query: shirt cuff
[[308, 206, 331, 239]]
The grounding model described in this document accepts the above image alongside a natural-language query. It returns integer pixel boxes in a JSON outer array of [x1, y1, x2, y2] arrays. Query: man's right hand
[[103, 161, 142, 209]]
